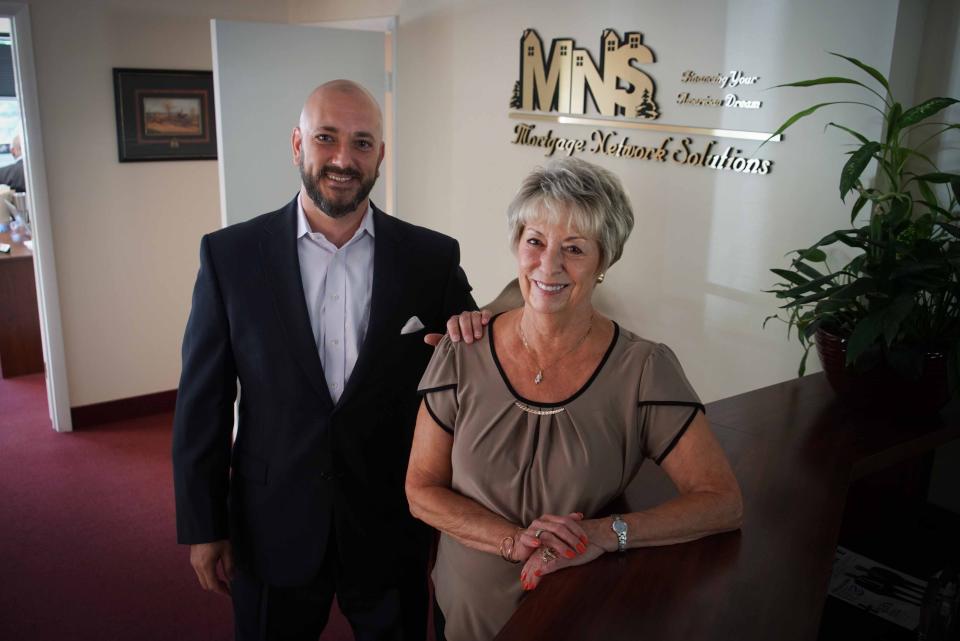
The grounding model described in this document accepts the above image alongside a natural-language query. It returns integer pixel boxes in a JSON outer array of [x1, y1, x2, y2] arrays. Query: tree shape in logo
[[509, 80, 522, 109], [635, 89, 659, 119]]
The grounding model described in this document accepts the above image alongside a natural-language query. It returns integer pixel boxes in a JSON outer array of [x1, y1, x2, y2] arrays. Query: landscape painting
[[142, 96, 203, 137], [113, 68, 218, 161]]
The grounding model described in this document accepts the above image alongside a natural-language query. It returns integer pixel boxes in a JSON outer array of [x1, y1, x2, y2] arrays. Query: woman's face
[[517, 213, 602, 317]]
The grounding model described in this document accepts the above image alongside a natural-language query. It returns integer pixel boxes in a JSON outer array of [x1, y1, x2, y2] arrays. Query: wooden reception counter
[[0, 231, 44, 377], [494, 373, 960, 641]]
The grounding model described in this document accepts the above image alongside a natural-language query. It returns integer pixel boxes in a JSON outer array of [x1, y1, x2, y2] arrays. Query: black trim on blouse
[[418, 383, 458, 396], [488, 312, 620, 408], [423, 395, 454, 435], [653, 405, 704, 465], [638, 400, 707, 411]]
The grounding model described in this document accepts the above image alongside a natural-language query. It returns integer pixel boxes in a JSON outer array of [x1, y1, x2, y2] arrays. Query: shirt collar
[[296, 193, 375, 242]]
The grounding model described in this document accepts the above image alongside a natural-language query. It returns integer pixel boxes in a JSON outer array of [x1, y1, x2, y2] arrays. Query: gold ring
[[540, 547, 558, 563]]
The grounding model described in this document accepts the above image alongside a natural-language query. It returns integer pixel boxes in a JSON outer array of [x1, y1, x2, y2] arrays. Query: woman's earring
[[596, 272, 605, 284]]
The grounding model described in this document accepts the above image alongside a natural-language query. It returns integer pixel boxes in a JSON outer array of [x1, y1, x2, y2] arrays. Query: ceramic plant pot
[[815, 328, 950, 416]]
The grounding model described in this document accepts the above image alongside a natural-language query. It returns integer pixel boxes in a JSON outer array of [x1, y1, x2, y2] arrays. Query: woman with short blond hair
[[406, 157, 743, 641]]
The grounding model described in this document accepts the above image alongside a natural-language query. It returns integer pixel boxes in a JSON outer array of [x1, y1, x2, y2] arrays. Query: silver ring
[[533, 528, 544, 539]]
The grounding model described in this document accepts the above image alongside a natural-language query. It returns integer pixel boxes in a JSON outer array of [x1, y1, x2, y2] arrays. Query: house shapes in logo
[[512, 28, 659, 120]]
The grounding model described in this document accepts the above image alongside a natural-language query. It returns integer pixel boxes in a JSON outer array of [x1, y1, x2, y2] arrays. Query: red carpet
[[0, 374, 353, 641]]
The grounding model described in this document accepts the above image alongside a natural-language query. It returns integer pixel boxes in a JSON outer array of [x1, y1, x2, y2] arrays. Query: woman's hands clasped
[[515, 512, 614, 591]]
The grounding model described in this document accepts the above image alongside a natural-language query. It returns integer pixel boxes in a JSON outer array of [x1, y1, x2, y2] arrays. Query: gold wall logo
[[507, 28, 780, 176], [511, 29, 659, 119]]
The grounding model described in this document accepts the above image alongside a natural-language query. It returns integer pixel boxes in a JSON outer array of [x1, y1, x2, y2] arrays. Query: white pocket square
[[400, 316, 425, 335]]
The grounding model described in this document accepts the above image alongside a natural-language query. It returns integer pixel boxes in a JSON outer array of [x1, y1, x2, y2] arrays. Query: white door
[[211, 19, 390, 226]]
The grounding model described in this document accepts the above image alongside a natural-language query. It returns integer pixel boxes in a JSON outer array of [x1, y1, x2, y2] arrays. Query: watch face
[[613, 520, 627, 534]]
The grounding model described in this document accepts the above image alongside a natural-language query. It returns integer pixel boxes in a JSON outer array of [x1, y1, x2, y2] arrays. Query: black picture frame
[[113, 68, 217, 162]]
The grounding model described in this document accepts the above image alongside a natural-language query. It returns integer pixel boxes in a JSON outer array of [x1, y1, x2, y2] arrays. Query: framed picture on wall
[[112, 68, 217, 162]]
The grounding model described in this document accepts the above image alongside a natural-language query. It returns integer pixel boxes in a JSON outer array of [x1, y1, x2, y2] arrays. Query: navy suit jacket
[[172, 197, 475, 586]]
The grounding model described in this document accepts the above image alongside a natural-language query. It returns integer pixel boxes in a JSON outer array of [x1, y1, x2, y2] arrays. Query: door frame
[[2, 2, 72, 431]]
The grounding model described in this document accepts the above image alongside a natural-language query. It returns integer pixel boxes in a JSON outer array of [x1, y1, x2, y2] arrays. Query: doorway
[[0, 3, 71, 432]]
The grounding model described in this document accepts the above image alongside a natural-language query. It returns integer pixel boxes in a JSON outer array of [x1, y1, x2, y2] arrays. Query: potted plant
[[764, 53, 960, 413]]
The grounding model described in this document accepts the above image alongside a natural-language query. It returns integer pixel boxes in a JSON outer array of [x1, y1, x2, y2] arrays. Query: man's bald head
[[299, 80, 383, 138], [293, 79, 385, 220]]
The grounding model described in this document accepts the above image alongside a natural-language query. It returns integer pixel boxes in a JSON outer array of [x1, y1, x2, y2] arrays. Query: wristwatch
[[611, 514, 628, 552]]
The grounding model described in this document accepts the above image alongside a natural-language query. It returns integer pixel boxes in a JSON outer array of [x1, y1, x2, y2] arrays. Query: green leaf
[[882, 295, 914, 345], [798, 345, 811, 377], [889, 262, 939, 279], [826, 122, 870, 144], [773, 77, 870, 90], [899, 97, 959, 128], [799, 248, 828, 262], [848, 254, 866, 274], [776, 271, 842, 297], [840, 141, 881, 200], [901, 147, 939, 170], [917, 180, 939, 211], [762, 314, 783, 330], [913, 172, 959, 184], [770, 268, 810, 286], [921, 203, 957, 220], [828, 52, 890, 94], [794, 261, 825, 280], [846, 312, 885, 365], [766, 102, 842, 144], [813, 229, 868, 250], [885, 196, 912, 229], [782, 287, 841, 307], [851, 193, 870, 224], [834, 278, 876, 300], [885, 103, 902, 144], [935, 222, 960, 238], [802, 317, 824, 340], [816, 299, 854, 313]]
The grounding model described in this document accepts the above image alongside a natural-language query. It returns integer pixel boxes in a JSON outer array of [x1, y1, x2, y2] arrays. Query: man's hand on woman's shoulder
[[423, 309, 492, 347]]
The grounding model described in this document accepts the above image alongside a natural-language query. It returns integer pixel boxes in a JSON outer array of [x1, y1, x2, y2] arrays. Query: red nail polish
[[534, 570, 541, 577], [580, 535, 588, 545], [532, 539, 540, 547], [564, 550, 575, 559], [576, 543, 586, 554]]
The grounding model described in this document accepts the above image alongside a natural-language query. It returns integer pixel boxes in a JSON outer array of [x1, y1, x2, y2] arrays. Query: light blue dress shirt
[[296, 195, 374, 403]]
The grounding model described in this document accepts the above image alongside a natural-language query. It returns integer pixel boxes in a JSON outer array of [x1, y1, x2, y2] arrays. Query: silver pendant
[[534, 370, 543, 385]]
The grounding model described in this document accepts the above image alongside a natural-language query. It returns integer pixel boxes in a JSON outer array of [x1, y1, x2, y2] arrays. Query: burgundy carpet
[[0, 374, 353, 641]]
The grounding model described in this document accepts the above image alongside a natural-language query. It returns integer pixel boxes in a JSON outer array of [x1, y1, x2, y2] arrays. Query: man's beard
[[299, 158, 377, 219]]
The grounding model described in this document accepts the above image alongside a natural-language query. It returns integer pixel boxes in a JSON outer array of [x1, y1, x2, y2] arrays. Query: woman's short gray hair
[[506, 157, 634, 272]]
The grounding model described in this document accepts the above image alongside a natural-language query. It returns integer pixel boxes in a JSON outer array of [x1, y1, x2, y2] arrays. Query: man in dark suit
[[0, 134, 25, 192], [172, 79, 476, 641]]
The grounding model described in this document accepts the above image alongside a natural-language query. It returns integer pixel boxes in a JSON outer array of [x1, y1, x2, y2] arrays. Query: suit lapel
[[337, 206, 403, 409], [260, 197, 334, 408]]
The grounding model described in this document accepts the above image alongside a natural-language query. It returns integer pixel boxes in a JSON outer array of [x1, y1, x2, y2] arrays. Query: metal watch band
[[612, 514, 627, 552]]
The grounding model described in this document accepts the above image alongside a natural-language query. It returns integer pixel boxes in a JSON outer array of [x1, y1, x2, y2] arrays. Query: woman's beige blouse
[[418, 316, 703, 641]]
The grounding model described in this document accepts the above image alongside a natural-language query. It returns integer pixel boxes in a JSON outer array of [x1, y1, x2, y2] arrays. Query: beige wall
[[23, 0, 953, 408], [25, 0, 290, 406], [294, 0, 911, 403]]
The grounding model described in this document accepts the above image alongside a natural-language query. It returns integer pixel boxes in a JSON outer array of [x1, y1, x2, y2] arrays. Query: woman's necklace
[[518, 311, 593, 385]]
